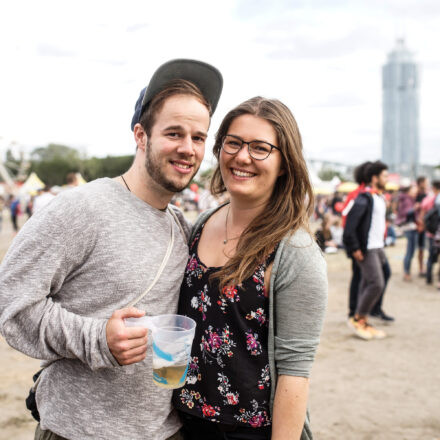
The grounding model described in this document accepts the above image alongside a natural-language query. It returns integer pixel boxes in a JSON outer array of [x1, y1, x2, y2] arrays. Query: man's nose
[[177, 135, 195, 155]]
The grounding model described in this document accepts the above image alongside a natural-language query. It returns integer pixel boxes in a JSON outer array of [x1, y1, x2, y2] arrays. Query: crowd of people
[[313, 161, 440, 341], [0, 172, 79, 234]]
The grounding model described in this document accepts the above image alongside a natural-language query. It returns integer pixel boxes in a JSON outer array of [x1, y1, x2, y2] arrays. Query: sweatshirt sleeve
[[0, 194, 118, 370], [342, 195, 368, 254], [273, 232, 328, 378]]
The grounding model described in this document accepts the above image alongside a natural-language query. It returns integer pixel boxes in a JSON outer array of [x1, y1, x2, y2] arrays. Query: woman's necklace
[[120, 174, 131, 192], [223, 205, 242, 245]]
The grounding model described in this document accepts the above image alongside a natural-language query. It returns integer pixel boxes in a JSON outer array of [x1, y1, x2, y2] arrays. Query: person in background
[[33, 186, 56, 214], [315, 213, 338, 253], [396, 183, 418, 281], [343, 161, 390, 340], [65, 172, 79, 189], [8, 195, 20, 233], [342, 162, 369, 319], [330, 216, 344, 249], [0, 195, 5, 232], [173, 96, 327, 440], [415, 176, 428, 276], [420, 180, 440, 289]]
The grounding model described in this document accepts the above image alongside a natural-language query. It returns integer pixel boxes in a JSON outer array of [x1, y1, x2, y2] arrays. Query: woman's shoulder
[[190, 204, 226, 240], [274, 228, 326, 278]]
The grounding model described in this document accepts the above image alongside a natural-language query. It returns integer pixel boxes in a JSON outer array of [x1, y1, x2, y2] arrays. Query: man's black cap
[[131, 59, 223, 130]]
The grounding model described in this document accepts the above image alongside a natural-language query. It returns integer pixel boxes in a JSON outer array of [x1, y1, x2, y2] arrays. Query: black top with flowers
[[172, 222, 275, 428]]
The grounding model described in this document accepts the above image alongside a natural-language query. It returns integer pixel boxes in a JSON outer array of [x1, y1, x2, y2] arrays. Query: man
[[65, 172, 79, 189], [421, 180, 440, 287], [415, 176, 428, 276], [32, 186, 56, 214], [343, 161, 390, 340], [0, 59, 222, 440]]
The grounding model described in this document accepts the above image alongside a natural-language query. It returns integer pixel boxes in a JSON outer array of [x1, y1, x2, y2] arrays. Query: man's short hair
[[432, 180, 440, 190], [365, 160, 388, 184], [353, 161, 372, 185], [66, 172, 77, 185], [139, 79, 210, 137], [416, 176, 427, 186]]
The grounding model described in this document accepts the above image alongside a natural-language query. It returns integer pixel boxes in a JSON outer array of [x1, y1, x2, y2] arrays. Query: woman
[[396, 184, 418, 281], [315, 213, 338, 253], [173, 97, 328, 440]]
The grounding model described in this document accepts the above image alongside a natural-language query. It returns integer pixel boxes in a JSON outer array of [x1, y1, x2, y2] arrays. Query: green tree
[[4, 149, 21, 178], [82, 155, 134, 181], [29, 144, 83, 186], [318, 168, 344, 182]]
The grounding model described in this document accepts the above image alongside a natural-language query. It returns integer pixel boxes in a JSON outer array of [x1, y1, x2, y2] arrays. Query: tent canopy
[[20, 172, 45, 195]]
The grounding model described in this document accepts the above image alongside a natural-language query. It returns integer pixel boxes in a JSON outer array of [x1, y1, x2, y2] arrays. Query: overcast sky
[[1, 0, 439, 169]]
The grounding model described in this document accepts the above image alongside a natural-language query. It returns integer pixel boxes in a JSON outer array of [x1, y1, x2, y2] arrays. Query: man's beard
[[377, 181, 386, 191], [145, 140, 196, 193]]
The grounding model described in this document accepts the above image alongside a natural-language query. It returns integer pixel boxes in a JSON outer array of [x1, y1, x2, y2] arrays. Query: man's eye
[[167, 132, 179, 138], [193, 136, 205, 143]]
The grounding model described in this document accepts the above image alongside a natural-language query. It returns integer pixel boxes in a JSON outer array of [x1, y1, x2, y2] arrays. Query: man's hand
[[106, 308, 148, 365], [352, 249, 364, 262]]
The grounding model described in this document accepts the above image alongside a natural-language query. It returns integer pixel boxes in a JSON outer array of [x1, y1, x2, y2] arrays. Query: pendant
[[223, 239, 227, 244]]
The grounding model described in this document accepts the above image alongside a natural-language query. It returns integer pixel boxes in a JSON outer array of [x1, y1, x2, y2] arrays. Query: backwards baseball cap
[[131, 58, 223, 131]]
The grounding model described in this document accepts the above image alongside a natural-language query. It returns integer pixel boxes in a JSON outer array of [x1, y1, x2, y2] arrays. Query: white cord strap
[[125, 207, 176, 308]]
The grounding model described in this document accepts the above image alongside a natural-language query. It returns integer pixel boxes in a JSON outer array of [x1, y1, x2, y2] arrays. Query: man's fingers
[[118, 346, 148, 364], [115, 336, 148, 353], [126, 327, 148, 339], [113, 307, 145, 320], [121, 354, 147, 366]]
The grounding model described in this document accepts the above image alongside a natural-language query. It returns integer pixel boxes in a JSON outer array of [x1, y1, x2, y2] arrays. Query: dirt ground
[[0, 211, 439, 440]]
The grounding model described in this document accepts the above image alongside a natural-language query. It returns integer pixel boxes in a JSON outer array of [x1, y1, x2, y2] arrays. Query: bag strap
[[33, 205, 187, 389], [125, 207, 176, 308]]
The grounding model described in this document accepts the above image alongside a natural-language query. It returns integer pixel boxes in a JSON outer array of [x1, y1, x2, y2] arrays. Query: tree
[[82, 155, 134, 181], [28, 143, 134, 185], [30, 144, 83, 186], [318, 168, 344, 182]]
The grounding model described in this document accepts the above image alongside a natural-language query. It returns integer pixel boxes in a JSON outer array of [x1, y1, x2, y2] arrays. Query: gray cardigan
[[192, 208, 328, 439]]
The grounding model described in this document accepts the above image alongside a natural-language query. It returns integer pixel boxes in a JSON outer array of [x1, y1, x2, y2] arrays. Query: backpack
[[424, 207, 439, 234]]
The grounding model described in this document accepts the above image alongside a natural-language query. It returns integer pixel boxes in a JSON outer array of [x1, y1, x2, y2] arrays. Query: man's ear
[[133, 123, 147, 151]]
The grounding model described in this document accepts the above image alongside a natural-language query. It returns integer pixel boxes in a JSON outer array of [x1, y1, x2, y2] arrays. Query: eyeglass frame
[[221, 134, 281, 161]]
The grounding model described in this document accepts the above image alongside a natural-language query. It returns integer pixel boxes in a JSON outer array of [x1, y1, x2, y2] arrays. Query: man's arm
[[0, 195, 145, 369]]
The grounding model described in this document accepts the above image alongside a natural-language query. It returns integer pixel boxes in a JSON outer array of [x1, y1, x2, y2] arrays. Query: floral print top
[[172, 222, 276, 428]]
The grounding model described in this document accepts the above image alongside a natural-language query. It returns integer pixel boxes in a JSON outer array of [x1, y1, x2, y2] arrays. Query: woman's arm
[[271, 375, 309, 440]]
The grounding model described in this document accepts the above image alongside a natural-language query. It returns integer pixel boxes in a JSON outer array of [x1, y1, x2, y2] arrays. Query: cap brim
[[141, 59, 223, 115]]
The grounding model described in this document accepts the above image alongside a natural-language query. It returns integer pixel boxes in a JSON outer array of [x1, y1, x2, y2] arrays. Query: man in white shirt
[[343, 161, 390, 340], [33, 186, 56, 214]]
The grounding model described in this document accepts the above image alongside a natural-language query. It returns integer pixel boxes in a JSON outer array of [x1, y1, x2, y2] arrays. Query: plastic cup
[[125, 314, 196, 389]]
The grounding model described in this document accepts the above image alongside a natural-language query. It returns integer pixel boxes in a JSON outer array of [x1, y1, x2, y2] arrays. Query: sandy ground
[[0, 211, 439, 440]]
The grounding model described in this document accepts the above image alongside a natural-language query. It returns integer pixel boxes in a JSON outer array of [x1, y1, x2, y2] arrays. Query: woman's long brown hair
[[210, 97, 314, 290]]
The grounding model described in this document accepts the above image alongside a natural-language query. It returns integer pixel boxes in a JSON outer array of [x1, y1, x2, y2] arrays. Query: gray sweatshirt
[[0, 178, 190, 440]]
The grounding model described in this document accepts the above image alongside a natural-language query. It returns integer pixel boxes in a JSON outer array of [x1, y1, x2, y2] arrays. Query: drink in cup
[[125, 314, 196, 389]]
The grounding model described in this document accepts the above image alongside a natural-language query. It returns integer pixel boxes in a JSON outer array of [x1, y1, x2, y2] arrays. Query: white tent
[[19, 172, 45, 195]]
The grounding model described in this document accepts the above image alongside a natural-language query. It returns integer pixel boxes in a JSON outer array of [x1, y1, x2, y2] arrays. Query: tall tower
[[382, 39, 420, 178]]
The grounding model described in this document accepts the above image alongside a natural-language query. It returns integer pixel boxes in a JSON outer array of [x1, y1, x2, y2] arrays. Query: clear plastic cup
[[125, 314, 196, 389]]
